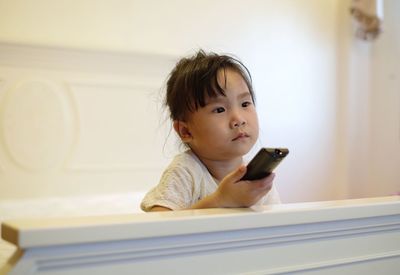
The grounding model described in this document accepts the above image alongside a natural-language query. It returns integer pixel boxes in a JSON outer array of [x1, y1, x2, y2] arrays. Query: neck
[[193, 153, 243, 182]]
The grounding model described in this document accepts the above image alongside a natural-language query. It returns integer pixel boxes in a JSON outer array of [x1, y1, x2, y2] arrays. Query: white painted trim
[[0, 42, 178, 199], [2, 196, 400, 274], [251, 251, 400, 275], [0, 42, 177, 77]]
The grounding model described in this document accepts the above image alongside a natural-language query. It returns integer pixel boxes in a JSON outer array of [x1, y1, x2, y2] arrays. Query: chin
[[226, 147, 252, 159], [203, 143, 254, 160]]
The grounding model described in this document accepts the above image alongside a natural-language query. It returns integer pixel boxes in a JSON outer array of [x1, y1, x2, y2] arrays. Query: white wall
[[367, 0, 400, 197], [0, 0, 398, 202], [343, 0, 400, 198]]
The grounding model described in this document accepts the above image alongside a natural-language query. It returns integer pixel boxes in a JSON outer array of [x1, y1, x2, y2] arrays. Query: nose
[[230, 111, 246, 128]]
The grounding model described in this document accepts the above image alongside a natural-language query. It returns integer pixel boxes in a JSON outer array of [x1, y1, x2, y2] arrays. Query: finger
[[266, 172, 276, 181], [226, 165, 247, 183], [252, 173, 275, 188], [261, 173, 276, 184]]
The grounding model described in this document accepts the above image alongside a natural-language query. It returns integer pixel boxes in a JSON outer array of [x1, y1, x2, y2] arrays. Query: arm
[[148, 166, 275, 211], [148, 206, 172, 212]]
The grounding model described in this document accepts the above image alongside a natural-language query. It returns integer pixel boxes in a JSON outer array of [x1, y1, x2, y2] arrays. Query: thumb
[[226, 165, 247, 183]]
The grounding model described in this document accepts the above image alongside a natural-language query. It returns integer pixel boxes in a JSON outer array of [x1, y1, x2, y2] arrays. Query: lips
[[232, 132, 249, 141]]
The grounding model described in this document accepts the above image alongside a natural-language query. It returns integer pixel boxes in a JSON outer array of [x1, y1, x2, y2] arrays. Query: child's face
[[178, 68, 259, 161]]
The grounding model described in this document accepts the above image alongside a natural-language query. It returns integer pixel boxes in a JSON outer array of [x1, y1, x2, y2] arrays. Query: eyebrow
[[237, 91, 252, 100], [206, 92, 251, 105]]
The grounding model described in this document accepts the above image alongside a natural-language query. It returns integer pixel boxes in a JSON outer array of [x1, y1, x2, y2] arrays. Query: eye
[[242, 101, 252, 108], [212, 107, 225, 113]]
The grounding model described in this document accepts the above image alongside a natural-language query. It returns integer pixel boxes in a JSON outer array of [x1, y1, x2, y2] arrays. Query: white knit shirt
[[141, 150, 281, 211]]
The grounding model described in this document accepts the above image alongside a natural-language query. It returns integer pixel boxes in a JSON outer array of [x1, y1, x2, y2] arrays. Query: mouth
[[232, 132, 249, 141]]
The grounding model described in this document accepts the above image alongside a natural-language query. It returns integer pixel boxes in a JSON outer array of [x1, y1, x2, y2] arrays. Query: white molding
[[256, 251, 400, 275], [2, 197, 400, 274], [1, 78, 75, 171], [63, 80, 166, 172], [0, 42, 177, 78], [0, 42, 176, 198]]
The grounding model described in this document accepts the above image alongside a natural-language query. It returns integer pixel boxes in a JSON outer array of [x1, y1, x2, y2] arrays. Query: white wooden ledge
[[1, 196, 400, 275]]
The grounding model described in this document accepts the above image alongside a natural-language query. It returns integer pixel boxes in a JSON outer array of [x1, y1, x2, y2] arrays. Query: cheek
[[249, 113, 260, 136], [199, 123, 221, 136], [249, 111, 259, 125], [189, 120, 212, 138]]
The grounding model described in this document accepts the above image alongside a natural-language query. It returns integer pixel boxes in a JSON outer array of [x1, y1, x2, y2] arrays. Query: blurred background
[[0, 0, 398, 203]]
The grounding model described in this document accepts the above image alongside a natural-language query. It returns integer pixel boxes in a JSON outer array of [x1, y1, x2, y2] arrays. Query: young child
[[141, 50, 281, 211]]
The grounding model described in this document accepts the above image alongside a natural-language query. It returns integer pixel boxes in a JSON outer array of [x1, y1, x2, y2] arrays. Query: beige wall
[[0, 0, 398, 202]]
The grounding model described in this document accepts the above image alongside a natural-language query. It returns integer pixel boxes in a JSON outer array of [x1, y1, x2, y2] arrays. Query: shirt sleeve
[[140, 165, 195, 211]]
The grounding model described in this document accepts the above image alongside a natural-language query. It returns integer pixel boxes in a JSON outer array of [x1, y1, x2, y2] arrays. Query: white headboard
[[0, 43, 178, 199]]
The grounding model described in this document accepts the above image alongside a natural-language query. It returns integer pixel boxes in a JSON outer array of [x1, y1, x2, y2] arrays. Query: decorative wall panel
[[1, 79, 75, 171], [0, 43, 176, 198]]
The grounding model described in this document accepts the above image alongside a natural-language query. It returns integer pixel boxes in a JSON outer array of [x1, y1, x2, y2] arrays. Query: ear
[[173, 120, 192, 142]]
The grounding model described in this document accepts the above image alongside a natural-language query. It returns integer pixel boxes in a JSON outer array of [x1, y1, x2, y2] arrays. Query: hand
[[213, 165, 275, 208]]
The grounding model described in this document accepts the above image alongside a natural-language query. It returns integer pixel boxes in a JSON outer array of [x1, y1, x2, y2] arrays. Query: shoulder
[[165, 150, 206, 177], [173, 150, 203, 167], [140, 150, 208, 211]]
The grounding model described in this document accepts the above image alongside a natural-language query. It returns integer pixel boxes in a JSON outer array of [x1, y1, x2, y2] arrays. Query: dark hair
[[165, 50, 255, 121]]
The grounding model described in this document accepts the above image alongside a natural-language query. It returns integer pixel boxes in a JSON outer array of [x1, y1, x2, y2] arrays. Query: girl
[[141, 50, 281, 211]]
